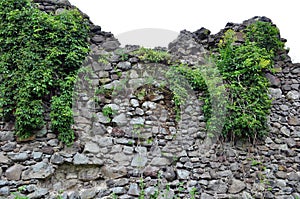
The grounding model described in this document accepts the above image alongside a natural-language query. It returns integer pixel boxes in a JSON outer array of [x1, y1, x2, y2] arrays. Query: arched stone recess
[[72, 46, 208, 182]]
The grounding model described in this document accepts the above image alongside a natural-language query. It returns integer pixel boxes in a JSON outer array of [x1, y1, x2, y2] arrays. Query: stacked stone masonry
[[0, 1, 299, 198]]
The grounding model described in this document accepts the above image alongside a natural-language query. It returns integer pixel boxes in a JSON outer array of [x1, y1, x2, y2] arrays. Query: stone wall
[[0, 1, 299, 198]]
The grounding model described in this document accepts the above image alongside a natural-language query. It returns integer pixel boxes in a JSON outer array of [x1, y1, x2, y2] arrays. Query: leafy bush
[[132, 47, 170, 63], [215, 22, 284, 140], [245, 21, 284, 54], [0, 0, 89, 144], [170, 21, 284, 141]]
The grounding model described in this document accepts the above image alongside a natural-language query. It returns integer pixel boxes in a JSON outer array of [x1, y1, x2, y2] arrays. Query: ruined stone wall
[[0, 1, 299, 199]]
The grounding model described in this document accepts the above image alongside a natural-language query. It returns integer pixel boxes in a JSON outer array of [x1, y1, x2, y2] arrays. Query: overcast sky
[[69, 0, 299, 63]]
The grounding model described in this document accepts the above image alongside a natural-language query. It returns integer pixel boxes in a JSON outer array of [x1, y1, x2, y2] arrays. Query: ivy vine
[[0, 0, 90, 144]]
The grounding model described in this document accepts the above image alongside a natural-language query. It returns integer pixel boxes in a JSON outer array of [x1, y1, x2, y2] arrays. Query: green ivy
[[170, 21, 284, 141], [215, 21, 284, 140], [0, 0, 90, 144]]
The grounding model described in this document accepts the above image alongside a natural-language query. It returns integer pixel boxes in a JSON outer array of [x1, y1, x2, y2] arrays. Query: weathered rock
[[286, 90, 299, 100], [7, 152, 29, 162], [22, 162, 55, 180], [150, 157, 170, 166], [112, 113, 128, 126], [176, 169, 190, 179], [78, 167, 102, 181], [228, 179, 246, 194], [131, 154, 147, 167], [128, 183, 140, 196], [0, 187, 10, 196], [269, 88, 282, 99], [80, 188, 97, 199], [84, 142, 100, 153], [50, 153, 64, 165], [101, 166, 127, 179], [27, 188, 49, 199], [73, 153, 89, 165], [5, 164, 23, 181], [0, 153, 11, 164]]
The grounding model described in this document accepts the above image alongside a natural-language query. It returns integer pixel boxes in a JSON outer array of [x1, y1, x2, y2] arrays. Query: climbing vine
[[171, 21, 284, 141], [0, 0, 90, 144]]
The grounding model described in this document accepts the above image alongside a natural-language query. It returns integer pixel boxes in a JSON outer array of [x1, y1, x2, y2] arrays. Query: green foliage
[[0, 0, 90, 144], [245, 21, 284, 53], [168, 21, 284, 141], [132, 47, 170, 63], [102, 106, 115, 117], [215, 21, 285, 140]]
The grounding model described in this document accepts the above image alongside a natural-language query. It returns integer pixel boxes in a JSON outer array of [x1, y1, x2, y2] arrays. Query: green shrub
[[132, 47, 170, 63], [245, 21, 284, 54], [170, 21, 285, 141], [0, 0, 89, 144], [215, 23, 284, 139]]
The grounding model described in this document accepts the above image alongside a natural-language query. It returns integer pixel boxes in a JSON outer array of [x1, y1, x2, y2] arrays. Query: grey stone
[[135, 108, 144, 115], [288, 116, 300, 126], [130, 99, 140, 107], [27, 188, 48, 199], [73, 153, 89, 165], [201, 193, 214, 199], [91, 35, 105, 43], [32, 152, 43, 161], [208, 180, 228, 193], [276, 179, 286, 187], [286, 90, 299, 100], [102, 40, 120, 51], [111, 187, 126, 195], [142, 101, 157, 110], [80, 188, 97, 199], [0, 153, 10, 164], [275, 171, 287, 179], [97, 112, 111, 124], [101, 166, 127, 179], [84, 142, 100, 153], [78, 167, 102, 181], [0, 187, 9, 196], [280, 126, 290, 136], [266, 73, 281, 87], [117, 62, 132, 70], [50, 153, 64, 165], [22, 162, 55, 180], [200, 172, 212, 179], [288, 172, 299, 181], [150, 157, 170, 166], [242, 191, 254, 199], [96, 137, 113, 147], [8, 152, 29, 162], [69, 191, 80, 199], [0, 131, 14, 141], [113, 152, 131, 162], [35, 125, 47, 137], [47, 139, 59, 147], [143, 166, 159, 177], [128, 183, 140, 196], [112, 113, 128, 126], [91, 122, 106, 135], [269, 88, 282, 99], [5, 164, 23, 181], [164, 167, 176, 181], [176, 169, 190, 179], [130, 117, 145, 125], [1, 142, 16, 152], [131, 154, 147, 167], [228, 179, 246, 194]]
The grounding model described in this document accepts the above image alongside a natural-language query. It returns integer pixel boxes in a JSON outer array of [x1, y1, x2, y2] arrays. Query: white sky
[[69, 0, 299, 63]]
